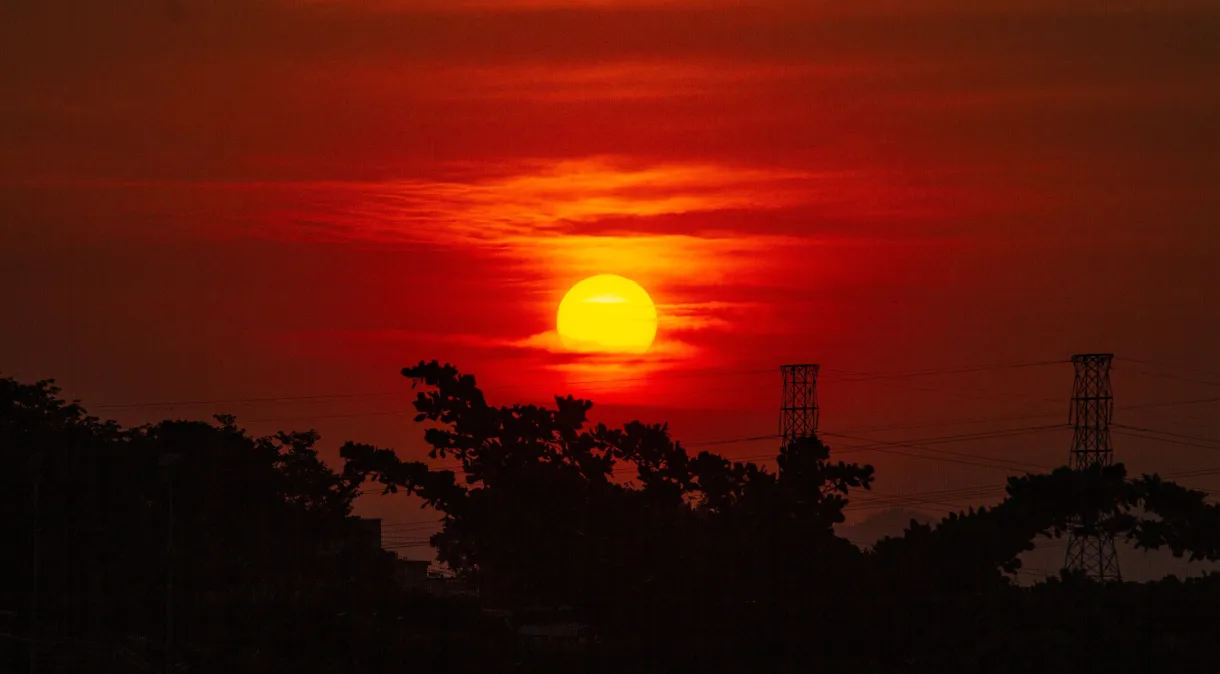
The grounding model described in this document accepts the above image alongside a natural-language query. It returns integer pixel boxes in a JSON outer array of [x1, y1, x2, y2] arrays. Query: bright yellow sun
[[557, 274, 658, 354]]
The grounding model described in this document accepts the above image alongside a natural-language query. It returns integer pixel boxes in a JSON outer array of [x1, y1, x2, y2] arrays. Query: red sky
[[2, 1, 1218, 563]]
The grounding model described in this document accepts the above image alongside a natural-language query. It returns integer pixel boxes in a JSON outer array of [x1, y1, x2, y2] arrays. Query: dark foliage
[[0, 377, 507, 673], [5, 366, 1220, 673]]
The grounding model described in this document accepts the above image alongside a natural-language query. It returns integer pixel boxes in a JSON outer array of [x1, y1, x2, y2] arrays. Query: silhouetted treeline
[[5, 367, 1220, 673], [0, 378, 509, 673]]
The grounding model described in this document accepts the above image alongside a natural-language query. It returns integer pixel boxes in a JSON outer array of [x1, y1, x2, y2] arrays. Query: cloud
[[514, 329, 696, 356], [256, 154, 978, 253], [657, 301, 759, 332], [409, 60, 854, 104], [303, 156, 821, 241], [255, 156, 845, 298], [283, 326, 703, 373]]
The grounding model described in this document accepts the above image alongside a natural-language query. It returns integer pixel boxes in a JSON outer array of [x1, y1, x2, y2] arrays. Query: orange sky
[[2, 1, 1218, 556]]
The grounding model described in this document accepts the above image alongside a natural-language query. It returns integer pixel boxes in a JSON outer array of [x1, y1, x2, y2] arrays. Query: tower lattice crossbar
[[780, 364, 820, 444], [1063, 353, 1121, 581]]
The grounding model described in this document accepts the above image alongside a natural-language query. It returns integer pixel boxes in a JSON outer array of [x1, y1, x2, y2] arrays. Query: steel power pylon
[[1063, 353, 1122, 581], [780, 364, 820, 443]]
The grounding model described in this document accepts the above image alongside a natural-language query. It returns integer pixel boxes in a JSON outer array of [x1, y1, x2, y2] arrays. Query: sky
[[2, 0, 1218, 566]]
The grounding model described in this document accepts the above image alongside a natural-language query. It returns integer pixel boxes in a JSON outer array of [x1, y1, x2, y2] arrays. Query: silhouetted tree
[[340, 361, 876, 667], [343, 362, 1220, 673], [0, 377, 503, 673], [9, 367, 1220, 674]]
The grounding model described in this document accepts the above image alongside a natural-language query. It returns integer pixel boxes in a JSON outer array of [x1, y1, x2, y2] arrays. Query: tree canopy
[[339, 361, 1220, 672], [6, 367, 1220, 673]]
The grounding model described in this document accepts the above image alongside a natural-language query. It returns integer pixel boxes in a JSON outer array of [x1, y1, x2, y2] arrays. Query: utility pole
[[780, 364, 820, 444], [1063, 353, 1122, 581]]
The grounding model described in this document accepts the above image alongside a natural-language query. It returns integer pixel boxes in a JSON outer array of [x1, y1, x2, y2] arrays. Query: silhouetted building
[[394, 558, 429, 589]]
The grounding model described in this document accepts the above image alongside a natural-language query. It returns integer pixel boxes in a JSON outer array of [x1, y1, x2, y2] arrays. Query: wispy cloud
[[259, 156, 833, 293], [287, 156, 821, 242], [658, 301, 761, 331], [513, 328, 696, 358]]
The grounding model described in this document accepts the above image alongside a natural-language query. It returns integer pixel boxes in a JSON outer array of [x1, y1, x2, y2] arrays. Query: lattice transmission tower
[[1063, 353, 1122, 581], [780, 364, 820, 444]]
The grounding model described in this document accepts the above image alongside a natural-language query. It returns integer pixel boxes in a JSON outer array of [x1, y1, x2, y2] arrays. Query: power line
[[409, 419, 1073, 468], [818, 410, 1066, 435], [1112, 366, 1220, 388], [360, 411, 1074, 476], [823, 427, 1061, 473], [247, 410, 411, 423], [92, 374, 1220, 429], [1120, 395, 1220, 411], [1115, 357, 1220, 382], [824, 360, 1063, 382], [1112, 424, 1220, 447], [1113, 429, 1220, 452], [637, 426, 1060, 478], [380, 424, 1065, 478], [832, 424, 1065, 453], [371, 425, 1078, 495], [357, 423, 1220, 507], [821, 362, 1064, 406], [687, 434, 780, 448], [847, 447, 1031, 473], [343, 391, 1219, 502], [846, 486, 1005, 513], [1156, 466, 1220, 480], [91, 360, 1066, 413]]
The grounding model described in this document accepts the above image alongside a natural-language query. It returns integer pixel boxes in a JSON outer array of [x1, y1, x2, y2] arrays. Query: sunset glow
[[2, 0, 1215, 555]]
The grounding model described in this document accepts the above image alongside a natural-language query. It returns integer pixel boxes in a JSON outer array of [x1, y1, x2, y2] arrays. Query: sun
[[557, 275, 658, 354]]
